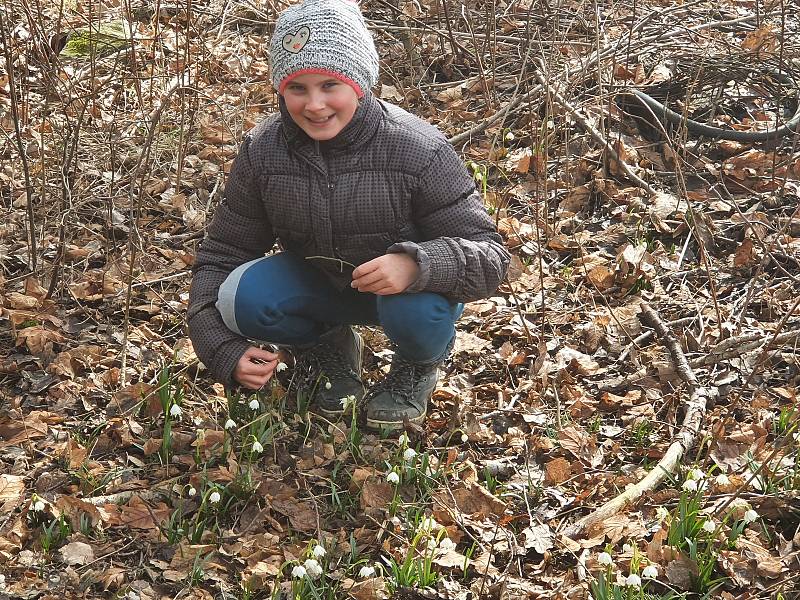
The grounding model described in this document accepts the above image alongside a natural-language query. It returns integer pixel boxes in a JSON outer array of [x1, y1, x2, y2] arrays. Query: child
[[187, 0, 510, 430]]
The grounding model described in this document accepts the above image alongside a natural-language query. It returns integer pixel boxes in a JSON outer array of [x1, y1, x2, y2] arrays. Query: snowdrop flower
[[252, 440, 263, 454], [169, 404, 182, 418], [597, 551, 612, 566], [340, 395, 356, 410], [689, 468, 705, 481], [622, 543, 632, 553], [625, 574, 642, 588], [387, 471, 400, 484], [224, 418, 236, 430], [715, 473, 730, 486], [359, 565, 376, 578], [682, 479, 698, 492], [403, 448, 417, 462], [641, 565, 658, 579], [398, 433, 410, 446], [312, 544, 326, 558], [304, 559, 323, 579], [655, 506, 669, 521], [325, 381, 332, 390], [702, 520, 716, 533], [32, 499, 45, 512], [248, 398, 260, 410], [187, 486, 197, 497], [743, 509, 759, 524], [420, 516, 439, 531], [439, 537, 456, 551], [461, 433, 469, 443], [291, 565, 307, 579], [208, 491, 221, 504], [276, 362, 288, 372], [504, 131, 515, 142]]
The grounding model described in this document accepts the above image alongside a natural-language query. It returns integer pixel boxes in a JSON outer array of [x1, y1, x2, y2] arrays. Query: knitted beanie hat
[[269, 0, 379, 98]]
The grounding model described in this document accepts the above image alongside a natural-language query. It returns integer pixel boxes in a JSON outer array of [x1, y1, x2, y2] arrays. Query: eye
[[323, 81, 339, 89]]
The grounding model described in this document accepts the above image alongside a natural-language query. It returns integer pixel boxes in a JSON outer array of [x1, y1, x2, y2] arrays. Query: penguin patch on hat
[[283, 26, 310, 53]]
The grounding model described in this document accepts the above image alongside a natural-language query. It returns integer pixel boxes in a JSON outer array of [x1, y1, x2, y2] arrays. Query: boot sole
[[315, 330, 365, 420], [365, 409, 426, 431]]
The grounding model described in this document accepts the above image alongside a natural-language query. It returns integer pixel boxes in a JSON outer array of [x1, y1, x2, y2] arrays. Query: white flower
[[187, 486, 197, 497], [504, 131, 515, 142], [682, 479, 698, 492], [689, 468, 705, 481], [248, 398, 260, 410], [655, 506, 669, 521], [461, 433, 469, 443], [420, 516, 439, 531], [387, 471, 400, 484], [325, 381, 332, 390], [702, 520, 716, 533], [304, 558, 323, 579], [715, 473, 730, 485], [252, 440, 263, 453], [0, 574, 6, 590], [311, 544, 326, 558], [743, 509, 758, 524], [403, 448, 417, 462], [625, 574, 642, 588], [622, 543, 632, 553], [169, 404, 182, 418], [291, 565, 307, 579], [439, 537, 456, 551], [398, 433, 410, 446], [359, 565, 376, 578], [32, 499, 45, 512], [597, 551, 612, 566], [224, 418, 236, 430], [641, 565, 658, 579], [276, 362, 288, 372], [208, 491, 221, 504], [340, 395, 356, 410]]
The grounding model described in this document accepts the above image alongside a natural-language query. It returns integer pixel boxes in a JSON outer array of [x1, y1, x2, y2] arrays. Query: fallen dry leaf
[[0, 474, 24, 513], [60, 541, 94, 565]]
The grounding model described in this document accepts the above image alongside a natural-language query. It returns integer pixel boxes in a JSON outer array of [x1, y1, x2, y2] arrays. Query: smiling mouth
[[306, 115, 335, 125]]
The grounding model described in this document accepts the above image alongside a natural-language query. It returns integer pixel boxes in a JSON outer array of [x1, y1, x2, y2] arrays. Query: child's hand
[[234, 346, 279, 389], [351, 253, 419, 295]]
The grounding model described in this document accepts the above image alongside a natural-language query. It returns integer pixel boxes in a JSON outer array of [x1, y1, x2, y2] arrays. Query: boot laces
[[366, 354, 419, 403], [296, 341, 352, 386]]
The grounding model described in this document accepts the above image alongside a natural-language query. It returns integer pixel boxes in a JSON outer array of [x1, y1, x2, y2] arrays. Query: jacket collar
[[279, 91, 382, 155]]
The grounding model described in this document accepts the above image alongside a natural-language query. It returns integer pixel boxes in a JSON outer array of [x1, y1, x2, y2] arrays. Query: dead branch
[[532, 62, 659, 197], [564, 302, 715, 539]]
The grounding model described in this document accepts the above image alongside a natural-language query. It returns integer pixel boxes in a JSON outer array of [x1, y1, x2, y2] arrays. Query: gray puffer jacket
[[188, 92, 510, 385]]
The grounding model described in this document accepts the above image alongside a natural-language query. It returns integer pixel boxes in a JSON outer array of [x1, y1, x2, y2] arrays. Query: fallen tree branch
[[565, 302, 715, 539], [533, 61, 659, 197]]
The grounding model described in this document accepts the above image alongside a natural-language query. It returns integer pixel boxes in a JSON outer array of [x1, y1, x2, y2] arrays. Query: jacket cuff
[[210, 338, 251, 389], [388, 239, 459, 294]]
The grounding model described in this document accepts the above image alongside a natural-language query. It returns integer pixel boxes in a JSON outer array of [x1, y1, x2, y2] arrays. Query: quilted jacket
[[188, 92, 510, 385]]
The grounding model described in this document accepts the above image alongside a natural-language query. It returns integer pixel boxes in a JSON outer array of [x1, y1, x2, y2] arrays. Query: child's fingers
[[246, 347, 279, 362], [352, 257, 381, 279]]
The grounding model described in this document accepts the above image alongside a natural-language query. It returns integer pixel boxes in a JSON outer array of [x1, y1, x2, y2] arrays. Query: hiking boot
[[364, 353, 440, 431], [294, 326, 365, 418]]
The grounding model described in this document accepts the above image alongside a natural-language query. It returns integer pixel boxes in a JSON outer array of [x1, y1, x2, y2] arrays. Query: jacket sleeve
[[187, 134, 275, 386], [388, 143, 510, 302]]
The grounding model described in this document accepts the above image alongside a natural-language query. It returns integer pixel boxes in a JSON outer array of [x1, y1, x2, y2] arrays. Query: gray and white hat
[[269, 0, 379, 98]]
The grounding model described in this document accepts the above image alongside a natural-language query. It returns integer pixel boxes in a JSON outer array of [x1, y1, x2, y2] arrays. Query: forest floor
[[1, 0, 800, 598]]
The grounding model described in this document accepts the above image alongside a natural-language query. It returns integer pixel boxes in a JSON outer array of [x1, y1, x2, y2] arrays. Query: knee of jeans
[[380, 293, 452, 330], [217, 267, 283, 336]]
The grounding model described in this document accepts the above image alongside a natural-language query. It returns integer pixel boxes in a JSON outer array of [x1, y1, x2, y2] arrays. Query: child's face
[[282, 73, 360, 141]]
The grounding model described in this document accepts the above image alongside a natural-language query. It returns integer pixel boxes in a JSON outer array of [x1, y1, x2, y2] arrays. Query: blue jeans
[[216, 252, 462, 364]]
